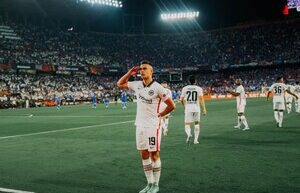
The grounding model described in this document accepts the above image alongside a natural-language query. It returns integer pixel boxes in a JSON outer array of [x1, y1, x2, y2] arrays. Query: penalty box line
[[0, 187, 34, 193], [0, 120, 134, 140]]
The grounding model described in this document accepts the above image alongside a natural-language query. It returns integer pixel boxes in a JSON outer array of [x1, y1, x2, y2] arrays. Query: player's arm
[[286, 90, 299, 99], [199, 96, 207, 115], [266, 91, 272, 101], [180, 97, 185, 109], [117, 66, 140, 89], [159, 98, 176, 117], [226, 90, 240, 97]]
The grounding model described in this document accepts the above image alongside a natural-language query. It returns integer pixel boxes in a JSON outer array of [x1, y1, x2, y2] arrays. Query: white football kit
[[159, 88, 172, 116], [180, 85, 203, 123], [235, 85, 247, 113], [128, 80, 169, 152], [294, 85, 300, 112], [269, 83, 287, 110], [285, 85, 295, 103]]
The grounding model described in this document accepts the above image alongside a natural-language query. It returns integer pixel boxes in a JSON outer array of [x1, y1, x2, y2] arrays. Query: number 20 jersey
[[269, 83, 287, 103], [180, 85, 204, 113]]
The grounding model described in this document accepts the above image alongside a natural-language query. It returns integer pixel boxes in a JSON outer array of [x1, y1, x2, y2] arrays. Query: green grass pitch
[[0, 98, 299, 193]]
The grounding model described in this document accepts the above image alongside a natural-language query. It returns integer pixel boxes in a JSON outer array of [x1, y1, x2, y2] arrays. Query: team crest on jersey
[[148, 90, 154, 96]]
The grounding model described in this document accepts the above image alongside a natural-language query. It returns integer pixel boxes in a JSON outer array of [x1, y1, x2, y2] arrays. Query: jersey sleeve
[[156, 84, 169, 102], [236, 86, 242, 94], [269, 84, 274, 92], [127, 81, 138, 92]]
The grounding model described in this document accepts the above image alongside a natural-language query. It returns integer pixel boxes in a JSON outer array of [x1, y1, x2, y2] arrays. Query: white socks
[[185, 125, 191, 137], [278, 111, 283, 126], [142, 159, 153, 184], [152, 159, 161, 186], [194, 124, 200, 142], [240, 115, 249, 128], [274, 111, 279, 123]]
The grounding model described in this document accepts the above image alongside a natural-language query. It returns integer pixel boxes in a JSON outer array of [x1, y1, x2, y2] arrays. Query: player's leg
[[147, 125, 162, 193], [287, 102, 291, 114], [163, 115, 169, 136], [278, 102, 285, 127], [234, 105, 241, 129], [193, 112, 201, 144], [160, 117, 166, 135], [296, 98, 300, 113], [137, 127, 154, 193], [148, 151, 160, 193], [273, 102, 279, 125], [184, 112, 193, 143], [239, 104, 249, 131]]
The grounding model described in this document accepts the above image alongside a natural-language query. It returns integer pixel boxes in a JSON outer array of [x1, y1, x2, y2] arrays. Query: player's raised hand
[[129, 66, 140, 76]]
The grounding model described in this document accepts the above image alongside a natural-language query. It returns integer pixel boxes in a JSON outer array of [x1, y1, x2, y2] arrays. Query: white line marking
[[0, 187, 34, 193], [0, 115, 135, 118], [0, 120, 134, 140]]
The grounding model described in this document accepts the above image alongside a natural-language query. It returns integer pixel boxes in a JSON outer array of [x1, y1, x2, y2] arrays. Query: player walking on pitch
[[293, 82, 300, 113], [117, 60, 176, 193], [160, 81, 173, 136], [267, 77, 298, 127], [226, 79, 250, 131], [180, 75, 207, 145], [285, 83, 296, 114]]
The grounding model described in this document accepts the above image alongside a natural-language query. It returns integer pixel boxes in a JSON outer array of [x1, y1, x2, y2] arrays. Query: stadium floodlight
[[161, 11, 199, 21], [78, 0, 122, 8]]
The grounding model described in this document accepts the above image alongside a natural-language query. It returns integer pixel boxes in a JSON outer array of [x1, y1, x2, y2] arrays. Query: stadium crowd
[[0, 19, 299, 69], [0, 67, 299, 108], [1, 19, 300, 108]]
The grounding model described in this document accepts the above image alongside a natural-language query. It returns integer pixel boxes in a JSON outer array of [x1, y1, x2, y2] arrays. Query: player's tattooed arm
[[286, 90, 299, 100], [117, 66, 140, 88]]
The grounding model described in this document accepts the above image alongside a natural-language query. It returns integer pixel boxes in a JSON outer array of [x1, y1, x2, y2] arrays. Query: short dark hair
[[162, 81, 168, 84], [189, 75, 196, 84], [296, 81, 299, 84], [277, 77, 283, 81], [140, 60, 152, 65]]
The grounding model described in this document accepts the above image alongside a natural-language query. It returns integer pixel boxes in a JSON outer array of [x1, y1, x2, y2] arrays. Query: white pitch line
[[0, 115, 135, 118], [0, 187, 34, 193], [0, 120, 134, 140]]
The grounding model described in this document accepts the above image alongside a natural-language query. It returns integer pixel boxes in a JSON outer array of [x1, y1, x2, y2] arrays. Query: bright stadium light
[[161, 11, 199, 21], [78, 0, 122, 8]]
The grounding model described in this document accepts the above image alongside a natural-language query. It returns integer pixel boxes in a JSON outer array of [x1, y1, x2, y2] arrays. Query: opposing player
[[267, 77, 298, 127], [172, 90, 177, 103], [92, 93, 97, 108], [180, 75, 207, 145], [159, 81, 173, 136], [226, 79, 250, 131], [53, 93, 61, 110], [103, 95, 110, 108], [120, 90, 127, 109], [117, 60, 175, 193], [285, 83, 295, 114]]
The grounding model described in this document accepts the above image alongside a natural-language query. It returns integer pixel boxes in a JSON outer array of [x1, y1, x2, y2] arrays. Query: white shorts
[[237, 103, 246, 113], [185, 112, 200, 123], [273, 102, 285, 110], [285, 96, 293, 103], [136, 123, 162, 152]]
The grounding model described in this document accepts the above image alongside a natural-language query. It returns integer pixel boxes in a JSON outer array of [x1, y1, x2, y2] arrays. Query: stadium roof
[[0, 0, 297, 33]]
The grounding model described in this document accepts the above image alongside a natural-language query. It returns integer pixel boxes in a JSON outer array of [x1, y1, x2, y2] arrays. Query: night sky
[[0, 0, 297, 33]]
